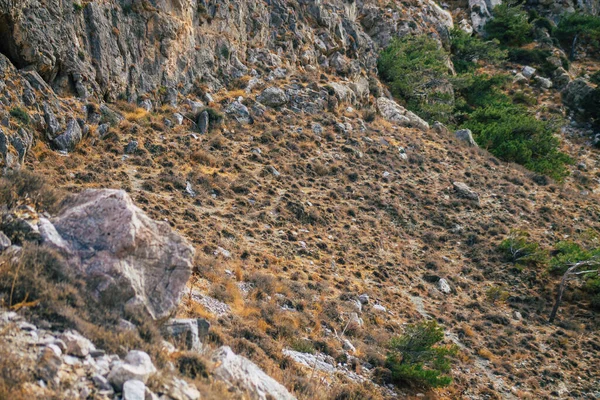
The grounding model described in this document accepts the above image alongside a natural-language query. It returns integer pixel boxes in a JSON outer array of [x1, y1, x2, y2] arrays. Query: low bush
[[9, 107, 30, 125], [450, 29, 506, 73], [507, 48, 558, 76], [463, 103, 572, 180], [386, 321, 457, 388], [379, 34, 571, 180], [555, 13, 600, 58], [485, 4, 533, 47], [499, 230, 548, 267], [378, 35, 454, 123]]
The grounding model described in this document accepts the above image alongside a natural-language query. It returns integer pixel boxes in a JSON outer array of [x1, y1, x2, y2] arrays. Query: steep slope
[[0, 0, 599, 399]]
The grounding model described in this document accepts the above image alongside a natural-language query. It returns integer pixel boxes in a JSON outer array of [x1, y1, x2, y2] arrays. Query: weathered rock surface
[[454, 129, 478, 147], [377, 97, 429, 131], [40, 189, 194, 320], [52, 119, 82, 152], [107, 350, 157, 391], [211, 346, 296, 400], [453, 181, 480, 202], [257, 87, 288, 108]]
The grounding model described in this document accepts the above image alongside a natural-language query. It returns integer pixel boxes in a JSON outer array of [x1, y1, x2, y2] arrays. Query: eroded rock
[[40, 189, 194, 320]]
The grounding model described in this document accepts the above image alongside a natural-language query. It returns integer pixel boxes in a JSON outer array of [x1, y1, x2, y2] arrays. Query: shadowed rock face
[[41, 189, 194, 320], [0, 0, 456, 102]]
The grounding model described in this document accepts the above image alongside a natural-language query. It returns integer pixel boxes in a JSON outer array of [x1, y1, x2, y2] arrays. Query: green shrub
[[462, 102, 572, 180], [499, 230, 548, 267], [386, 321, 457, 388], [590, 71, 600, 85], [555, 13, 600, 57], [379, 35, 571, 180], [9, 107, 30, 125], [450, 29, 507, 73], [485, 286, 510, 303], [507, 48, 557, 76], [485, 4, 533, 46], [549, 241, 600, 274], [378, 35, 454, 123], [290, 338, 315, 354]]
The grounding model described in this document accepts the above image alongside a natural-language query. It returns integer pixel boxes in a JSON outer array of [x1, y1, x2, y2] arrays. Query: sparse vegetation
[[9, 107, 30, 125], [450, 29, 507, 73], [379, 35, 572, 180], [485, 4, 533, 47], [555, 13, 600, 58], [499, 230, 548, 267], [386, 321, 457, 388], [378, 35, 454, 123]]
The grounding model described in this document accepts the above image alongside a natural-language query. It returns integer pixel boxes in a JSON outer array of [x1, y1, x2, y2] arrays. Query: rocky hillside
[[1, 0, 600, 399]]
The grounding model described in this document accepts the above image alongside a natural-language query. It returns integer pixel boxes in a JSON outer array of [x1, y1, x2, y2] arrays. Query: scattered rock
[[377, 97, 429, 131], [522, 66, 536, 79], [453, 181, 479, 202], [438, 278, 452, 294], [122, 379, 147, 400], [257, 87, 288, 107], [198, 110, 209, 134], [212, 346, 296, 400], [454, 129, 478, 147], [107, 350, 157, 391], [0, 231, 11, 252], [52, 119, 82, 152], [60, 330, 96, 357]]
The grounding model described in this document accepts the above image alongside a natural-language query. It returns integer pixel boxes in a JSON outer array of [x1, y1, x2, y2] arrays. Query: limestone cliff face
[[0, 0, 453, 102]]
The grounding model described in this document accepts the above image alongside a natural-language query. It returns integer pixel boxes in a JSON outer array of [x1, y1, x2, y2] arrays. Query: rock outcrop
[[40, 189, 194, 320], [211, 346, 296, 400]]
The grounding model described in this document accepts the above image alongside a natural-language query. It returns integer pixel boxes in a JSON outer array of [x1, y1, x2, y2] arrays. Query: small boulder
[[211, 346, 296, 400], [122, 379, 146, 400], [108, 350, 157, 391], [432, 121, 450, 135], [522, 66, 536, 79], [438, 278, 452, 294], [198, 110, 209, 134], [343, 339, 356, 353], [358, 294, 369, 305], [257, 87, 288, 108], [454, 129, 478, 147], [453, 181, 479, 202], [377, 97, 429, 131], [225, 101, 252, 124], [60, 330, 96, 357], [0, 231, 11, 252], [163, 319, 203, 351], [42, 103, 61, 140], [535, 76, 553, 89], [52, 119, 82, 152]]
